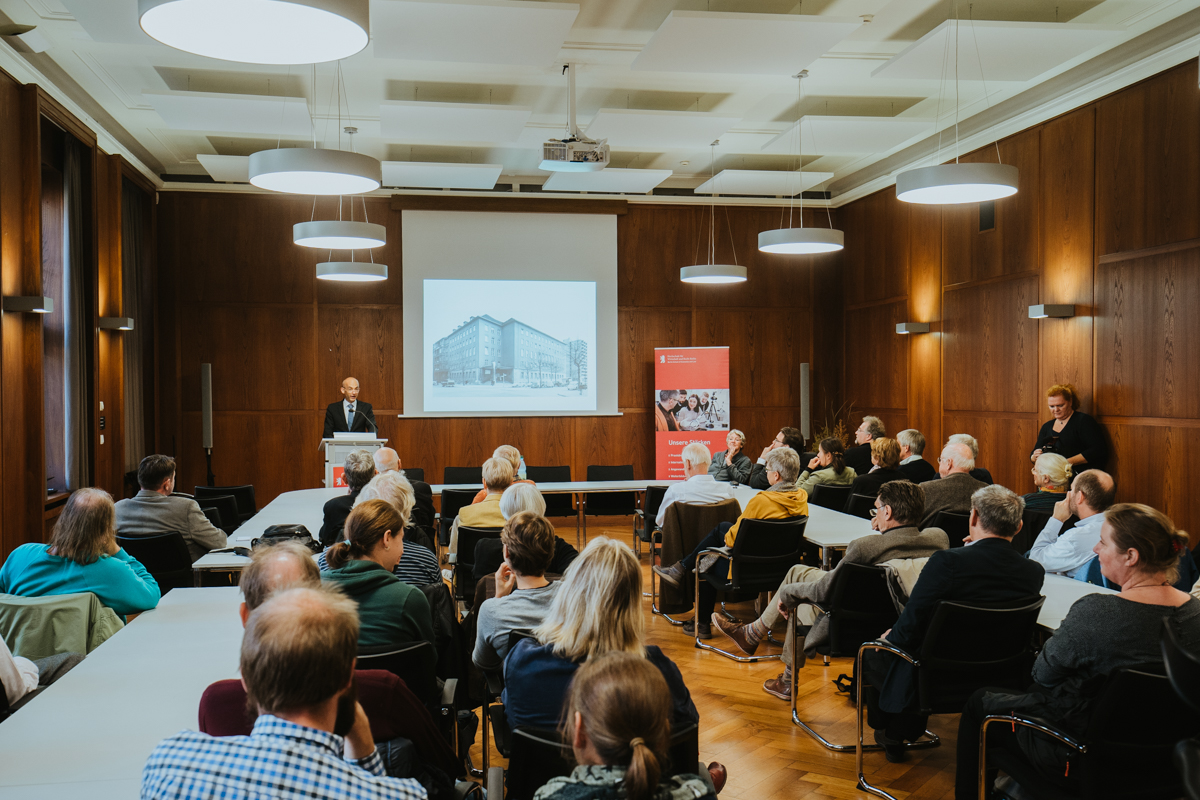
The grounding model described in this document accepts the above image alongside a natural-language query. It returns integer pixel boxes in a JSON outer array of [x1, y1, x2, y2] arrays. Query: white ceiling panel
[[872, 21, 1123, 82], [542, 168, 672, 193], [197, 154, 250, 183], [632, 11, 862, 75], [380, 101, 532, 142], [584, 108, 741, 149], [60, 0, 153, 44], [372, 0, 579, 65], [381, 161, 503, 189], [145, 91, 312, 136], [762, 116, 933, 155], [694, 169, 835, 196]]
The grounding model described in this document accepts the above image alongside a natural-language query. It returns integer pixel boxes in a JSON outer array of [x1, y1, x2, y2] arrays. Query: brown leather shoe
[[706, 762, 728, 793], [682, 618, 712, 639], [653, 561, 688, 588], [762, 673, 791, 701], [710, 613, 760, 656]]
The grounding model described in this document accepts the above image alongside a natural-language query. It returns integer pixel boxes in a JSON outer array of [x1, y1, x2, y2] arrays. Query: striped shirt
[[318, 542, 440, 587]]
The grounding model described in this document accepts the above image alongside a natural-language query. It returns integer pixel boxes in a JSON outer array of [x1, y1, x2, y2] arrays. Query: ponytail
[[820, 437, 846, 476], [323, 539, 361, 570], [326, 499, 404, 570], [624, 737, 662, 800]]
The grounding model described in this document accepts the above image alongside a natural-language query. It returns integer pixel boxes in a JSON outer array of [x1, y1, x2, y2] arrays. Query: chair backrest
[[402, 467, 424, 483], [444, 466, 483, 485], [201, 506, 222, 528], [917, 597, 1045, 713], [584, 465, 636, 516], [810, 483, 853, 512], [439, 489, 477, 524], [727, 516, 813, 591], [357, 640, 439, 708], [929, 510, 970, 548], [194, 485, 256, 520], [843, 493, 876, 519], [455, 526, 503, 602], [116, 533, 194, 594], [642, 484, 670, 521], [1013, 509, 1052, 554], [525, 466, 574, 517], [822, 563, 900, 658], [196, 494, 240, 534], [1162, 619, 1200, 714]]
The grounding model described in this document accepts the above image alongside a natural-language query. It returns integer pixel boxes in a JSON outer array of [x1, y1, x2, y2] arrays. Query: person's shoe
[[653, 562, 688, 588], [706, 762, 728, 793], [761, 673, 791, 701], [873, 729, 908, 763], [682, 618, 712, 639], [710, 614, 760, 656]]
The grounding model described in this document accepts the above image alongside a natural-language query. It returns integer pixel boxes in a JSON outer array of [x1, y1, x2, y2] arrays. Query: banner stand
[[653, 347, 731, 480]]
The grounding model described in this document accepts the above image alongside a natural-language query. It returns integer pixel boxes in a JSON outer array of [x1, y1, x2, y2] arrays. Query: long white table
[[0, 587, 243, 799], [191, 487, 341, 575], [1038, 573, 1119, 630]]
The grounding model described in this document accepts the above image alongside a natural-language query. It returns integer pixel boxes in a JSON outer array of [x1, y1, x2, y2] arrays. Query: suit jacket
[[849, 467, 909, 497], [408, 479, 435, 531], [114, 490, 228, 562], [318, 488, 361, 547], [918, 472, 989, 529], [322, 400, 376, 438], [845, 442, 875, 476], [970, 467, 994, 485], [899, 458, 937, 484]]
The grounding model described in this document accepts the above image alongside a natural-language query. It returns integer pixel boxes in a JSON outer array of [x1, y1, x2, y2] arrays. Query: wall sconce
[[896, 322, 931, 334], [2, 296, 53, 314], [1028, 304, 1075, 319], [98, 317, 135, 331]]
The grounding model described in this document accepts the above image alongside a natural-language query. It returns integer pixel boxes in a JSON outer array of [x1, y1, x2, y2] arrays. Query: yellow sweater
[[457, 493, 507, 528], [725, 488, 809, 546]]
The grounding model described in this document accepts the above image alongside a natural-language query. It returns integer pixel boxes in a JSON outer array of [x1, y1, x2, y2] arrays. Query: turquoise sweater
[[0, 543, 160, 617]]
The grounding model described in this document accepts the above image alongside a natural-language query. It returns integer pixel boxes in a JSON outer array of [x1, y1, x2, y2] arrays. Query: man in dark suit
[[897, 429, 937, 483], [863, 484, 1045, 761], [322, 377, 376, 438], [374, 447, 436, 543], [845, 416, 885, 475], [918, 441, 989, 529], [317, 449, 377, 547], [747, 426, 805, 489]]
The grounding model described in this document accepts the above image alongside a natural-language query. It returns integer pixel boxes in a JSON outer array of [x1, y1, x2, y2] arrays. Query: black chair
[[1163, 619, 1200, 800], [982, 665, 1200, 800], [358, 641, 460, 759], [477, 629, 537, 776], [1013, 509, 1052, 554], [928, 510, 970, 547], [194, 485, 256, 524], [632, 484, 669, 559], [854, 597, 1045, 800], [843, 493, 876, 520], [444, 466, 483, 485], [200, 506, 222, 529], [117, 533, 194, 594], [438, 488, 477, 548], [525, 465, 574, 518], [582, 464, 636, 539], [453, 525, 502, 605], [196, 494, 241, 535], [810, 483, 854, 512], [695, 516, 814, 662], [402, 467, 425, 483]]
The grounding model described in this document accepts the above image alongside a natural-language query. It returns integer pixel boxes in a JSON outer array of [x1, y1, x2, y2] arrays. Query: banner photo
[[654, 347, 730, 480]]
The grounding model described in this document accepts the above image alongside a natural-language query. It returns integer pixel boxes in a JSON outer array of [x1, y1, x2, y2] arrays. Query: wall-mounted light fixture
[[1028, 304, 1075, 319], [98, 317, 135, 331], [896, 322, 931, 334], [2, 296, 53, 314]]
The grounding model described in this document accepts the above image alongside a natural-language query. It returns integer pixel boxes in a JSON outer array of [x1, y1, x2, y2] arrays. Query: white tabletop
[[192, 487, 342, 571], [431, 480, 657, 495], [1037, 573, 1119, 630], [0, 587, 243, 799]]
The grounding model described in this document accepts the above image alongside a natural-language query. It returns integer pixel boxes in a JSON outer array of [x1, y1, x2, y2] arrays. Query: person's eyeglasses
[[870, 507, 879, 518]]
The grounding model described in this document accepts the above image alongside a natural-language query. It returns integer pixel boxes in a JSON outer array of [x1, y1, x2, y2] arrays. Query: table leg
[[193, 569, 202, 588], [821, 546, 832, 570], [575, 494, 583, 549]]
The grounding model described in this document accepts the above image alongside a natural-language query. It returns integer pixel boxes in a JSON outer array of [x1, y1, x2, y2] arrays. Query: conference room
[[0, 1, 1198, 798]]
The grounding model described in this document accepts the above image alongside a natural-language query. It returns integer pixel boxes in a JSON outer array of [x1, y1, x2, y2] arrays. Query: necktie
[[347, 404, 355, 429]]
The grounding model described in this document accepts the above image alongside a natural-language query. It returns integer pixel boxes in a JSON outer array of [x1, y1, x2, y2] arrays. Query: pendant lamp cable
[[967, 3, 1003, 164]]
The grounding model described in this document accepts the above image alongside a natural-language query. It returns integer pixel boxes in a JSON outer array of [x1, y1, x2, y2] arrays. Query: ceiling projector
[[540, 136, 610, 172]]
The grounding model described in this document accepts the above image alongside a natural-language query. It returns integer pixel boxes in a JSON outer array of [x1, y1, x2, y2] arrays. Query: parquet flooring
[[468, 523, 960, 800]]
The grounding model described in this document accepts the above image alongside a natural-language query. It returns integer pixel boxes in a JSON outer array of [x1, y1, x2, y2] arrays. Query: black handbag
[[251, 524, 322, 553]]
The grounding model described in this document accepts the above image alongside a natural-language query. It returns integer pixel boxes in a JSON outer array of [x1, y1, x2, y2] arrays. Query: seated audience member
[[653, 390, 680, 432], [1021, 453, 1072, 513], [656, 443, 734, 527], [1030, 382, 1108, 472], [375, 448, 435, 532], [845, 416, 886, 476], [322, 500, 435, 652], [448, 457, 513, 563], [917, 442, 988, 529], [796, 438, 857, 497], [332, 472, 439, 587], [504, 537, 698, 732], [472, 483, 579, 581], [1, 633, 82, 716], [862, 485, 1044, 762], [654, 448, 809, 639], [747, 427, 805, 490], [954, 504, 1200, 799], [318, 449, 376, 548], [896, 429, 936, 484], [1029, 469, 1115, 578], [0, 488, 159, 617], [473, 512, 560, 673], [142, 586, 428, 800], [113, 454, 226, 562], [848, 438, 908, 497], [533, 652, 717, 800], [720, 482, 948, 700], [471, 445, 533, 504], [948, 433, 993, 485], [708, 429, 752, 484]]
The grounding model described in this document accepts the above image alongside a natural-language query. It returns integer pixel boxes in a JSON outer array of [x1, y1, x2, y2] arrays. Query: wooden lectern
[[320, 436, 388, 488]]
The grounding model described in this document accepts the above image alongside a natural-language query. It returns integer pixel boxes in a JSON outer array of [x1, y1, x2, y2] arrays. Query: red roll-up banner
[[653, 347, 731, 480]]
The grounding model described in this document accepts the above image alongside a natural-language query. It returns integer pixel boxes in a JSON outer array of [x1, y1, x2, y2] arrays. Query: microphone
[[351, 407, 378, 435]]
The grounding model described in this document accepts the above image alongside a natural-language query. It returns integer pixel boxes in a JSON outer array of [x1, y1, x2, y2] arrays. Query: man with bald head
[[237, 540, 321, 625], [917, 440, 988, 529], [323, 377, 376, 438], [374, 447, 435, 535]]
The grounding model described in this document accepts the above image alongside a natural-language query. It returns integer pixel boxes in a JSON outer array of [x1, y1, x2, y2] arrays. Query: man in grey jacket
[[114, 455, 227, 562], [917, 441, 989, 530], [712, 480, 948, 701]]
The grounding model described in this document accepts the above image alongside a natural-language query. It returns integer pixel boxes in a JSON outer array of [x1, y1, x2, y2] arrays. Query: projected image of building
[[566, 338, 587, 386], [433, 315, 570, 386]]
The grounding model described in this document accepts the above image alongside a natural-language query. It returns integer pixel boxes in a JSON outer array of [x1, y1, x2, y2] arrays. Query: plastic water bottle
[[518, 456, 527, 481]]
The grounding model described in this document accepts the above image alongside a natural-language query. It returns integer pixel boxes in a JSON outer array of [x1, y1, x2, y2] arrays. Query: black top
[[323, 400, 376, 438], [318, 488, 361, 547], [969, 467, 994, 485], [849, 467, 909, 497], [844, 442, 874, 476], [1032, 411, 1107, 471], [898, 458, 937, 484], [1021, 490, 1066, 513]]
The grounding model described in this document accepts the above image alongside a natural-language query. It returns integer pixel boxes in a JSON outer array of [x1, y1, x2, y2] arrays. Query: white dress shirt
[[900, 454, 923, 465], [656, 474, 735, 528], [1028, 512, 1105, 578]]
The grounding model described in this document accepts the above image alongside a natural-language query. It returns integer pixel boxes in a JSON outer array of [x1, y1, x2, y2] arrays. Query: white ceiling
[[4, 0, 1198, 199]]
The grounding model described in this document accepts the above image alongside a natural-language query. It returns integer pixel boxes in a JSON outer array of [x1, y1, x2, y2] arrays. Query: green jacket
[[322, 560, 435, 652]]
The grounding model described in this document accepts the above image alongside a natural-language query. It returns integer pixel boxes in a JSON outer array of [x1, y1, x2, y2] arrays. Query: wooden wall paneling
[[907, 203, 942, 451], [317, 305, 404, 411], [838, 200, 867, 306], [840, 193, 907, 306], [616, 308, 692, 410], [93, 153, 124, 498], [314, 202, 402, 307], [617, 205, 699, 307], [942, 412, 1040, 495], [810, 249, 844, 428], [734, 406, 822, 455], [574, 412, 653, 480], [692, 307, 810, 411], [843, 300, 907, 412], [156, 194, 183, 457], [443, 416, 576, 478], [1104, 421, 1200, 545], [179, 411, 322, 499], [383, 416, 449, 483]]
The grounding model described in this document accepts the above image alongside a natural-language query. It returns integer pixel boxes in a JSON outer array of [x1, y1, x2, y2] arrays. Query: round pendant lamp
[[138, 0, 370, 65], [895, 163, 1019, 205], [316, 261, 388, 282], [680, 264, 748, 284], [250, 148, 381, 195], [294, 220, 385, 249]]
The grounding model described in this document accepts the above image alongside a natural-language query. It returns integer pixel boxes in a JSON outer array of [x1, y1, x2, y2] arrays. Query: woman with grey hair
[[1021, 453, 1072, 513], [475, 483, 578, 579], [708, 429, 752, 484]]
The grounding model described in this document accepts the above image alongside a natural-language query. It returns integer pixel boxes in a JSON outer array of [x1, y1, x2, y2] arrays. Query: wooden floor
[[468, 522, 961, 800]]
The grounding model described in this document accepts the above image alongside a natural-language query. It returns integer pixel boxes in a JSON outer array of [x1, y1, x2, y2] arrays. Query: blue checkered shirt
[[141, 713, 427, 800]]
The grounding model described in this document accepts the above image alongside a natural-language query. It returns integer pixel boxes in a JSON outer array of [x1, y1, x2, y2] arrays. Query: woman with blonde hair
[[503, 537, 697, 732], [1030, 383, 1108, 471], [1021, 452, 1072, 513]]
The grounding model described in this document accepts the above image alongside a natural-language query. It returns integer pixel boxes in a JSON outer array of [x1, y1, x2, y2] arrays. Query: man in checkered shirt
[[141, 585, 428, 800]]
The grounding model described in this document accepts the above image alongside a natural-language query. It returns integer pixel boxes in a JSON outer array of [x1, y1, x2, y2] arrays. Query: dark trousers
[[861, 649, 930, 741], [685, 522, 734, 619]]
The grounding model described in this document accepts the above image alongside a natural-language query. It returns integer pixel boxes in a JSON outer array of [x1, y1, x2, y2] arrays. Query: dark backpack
[[250, 524, 322, 553]]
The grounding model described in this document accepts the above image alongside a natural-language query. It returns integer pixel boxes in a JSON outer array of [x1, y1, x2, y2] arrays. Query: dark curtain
[[121, 180, 150, 472], [63, 137, 89, 490]]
